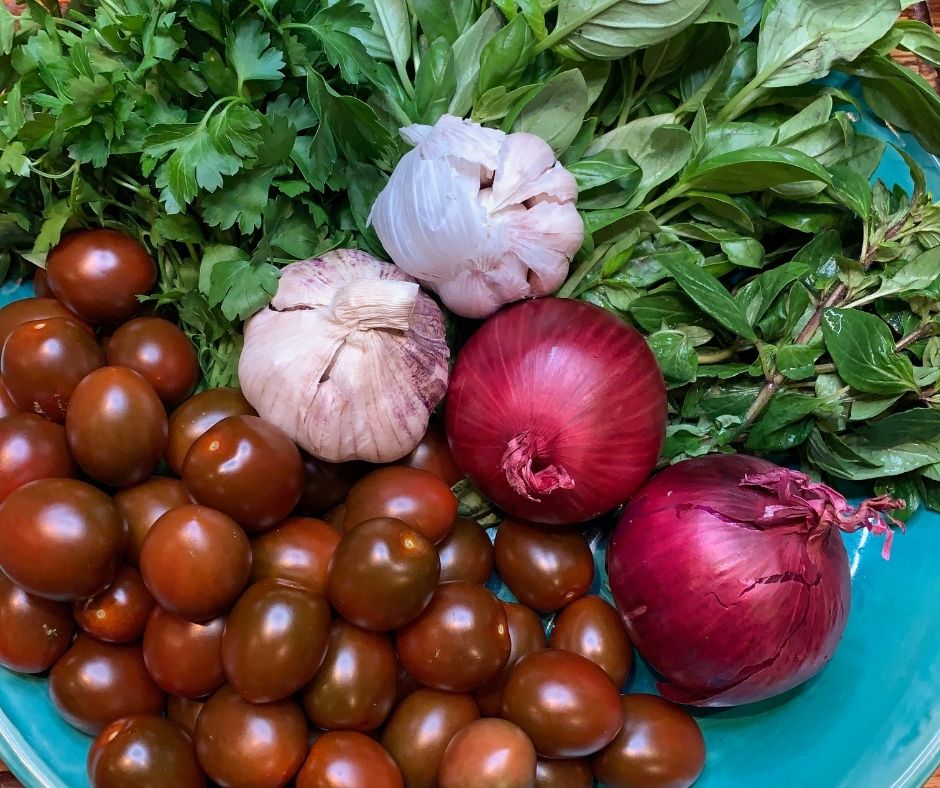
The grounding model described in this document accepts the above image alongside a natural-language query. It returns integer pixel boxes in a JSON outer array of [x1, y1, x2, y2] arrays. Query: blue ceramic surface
[[1, 116, 940, 788]]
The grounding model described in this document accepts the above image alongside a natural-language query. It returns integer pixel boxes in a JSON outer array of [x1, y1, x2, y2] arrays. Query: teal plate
[[1, 110, 940, 788]]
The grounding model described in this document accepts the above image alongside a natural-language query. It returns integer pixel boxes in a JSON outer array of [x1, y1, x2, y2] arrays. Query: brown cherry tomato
[[0, 478, 123, 600], [591, 694, 706, 788], [139, 504, 251, 622], [0, 375, 18, 418], [49, 635, 166, 735], [396, 581, 510, 693], [344, 466, 457, 543], [298, 453, 370, 514], [222, 578, 330, 703], [301, 619, 397, 732], [502, 649, 623, 759], [1, 317, 105, 422], [143, 606, 226, 699], [401, 420, 463, 486], [250, 516, 340, 594], [474, 601, 547, 716], [325, 503, 346, 531], [106, 317, 200, 406], [46, 229, 157, 325], [437, 516, 494, 584], [0, 412, 76, 503], [381, 689, 480, 788], [327, 517, 439, 631], [297, 731, 404, 788], [494, 518, 594, 613], [114, 477, 193, 564], [535, 758, 593, 788], [394, 664, 422, 706], [88, 715, 205, 788], [0, 296, 83, 352], [165, 387, 256, 475], [439, 718, 537, 788], [74, 566, 154, 643], [183, 415, 303, 533], [32, 268, 52, 297], [0, 572, 74, 673], [195, 684, 308, 788], [549, 595, 633, 688], [166, 696, 206, 737]]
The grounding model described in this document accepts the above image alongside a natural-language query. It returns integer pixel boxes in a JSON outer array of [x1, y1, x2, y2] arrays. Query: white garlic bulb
[[368, 114, 584, 319], [237, 249, 450, 463]]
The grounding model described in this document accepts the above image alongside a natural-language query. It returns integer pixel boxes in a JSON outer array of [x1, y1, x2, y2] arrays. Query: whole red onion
[[607, 454, 904, 707], [445, 297, 667, 525]]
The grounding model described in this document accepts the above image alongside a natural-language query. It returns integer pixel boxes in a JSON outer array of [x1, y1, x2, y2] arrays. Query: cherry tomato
[[139, 504, 251, 622], [439, 718, 536, 788], [49, 635, 166, 735], [222, 578, 330, 703], [1, 317, 105, 422], [535, 758, 592, 788], [114, 477, 192, 564], [74, 566, 154, 643], [0, 478, 123, 600], [494, 518, 595, 612], [297, 731, 403, 788], [591, 694, 706, 788], [437, 516, 494, 584], [32, 269, 52, 298], [143, 606, 226, 698], [183, 415, 303, 533], [394, 664, 422, 706], [250, 516, 340, 594], [549, 595, 633, 687], [381, 689, 480, 788], [344, 466, 457, 543], [0, 296, 82, 352], [0, 572, 74, 673], [327, 517, 439, 631], [66, 367, 168, 488], [298, 453, 370, 515], [325, 503, 346, 531], [46, 229, 157, 325], [88, 715, 205, 788], [474, 602, 547, 716], [195, 684, 308, 788], [401, 420, 463, 486], [0, 375, 18, 418], [105, 317, 200, 406], [0, 412, 76, 503], [396, 582, 510, 693], [166, 696, 205, 737], [165, 388, 256, 475], [301, 619, 397, 732], [502, 649, 623, 759]]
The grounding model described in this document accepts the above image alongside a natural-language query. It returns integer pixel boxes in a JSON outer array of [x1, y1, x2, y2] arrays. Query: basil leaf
[[683, 147, 831, 194], [776, 95, 833, 143], [776, 343, 823, 381], [415, 37, 456, 124], [449, 8, 502, 116], [923, 479, 940, 513], [891, 19, 940, 69], [513, 69, 590, 155], [568, 150, 639, 191], [849, 394, 903, 421], [827, 164, 872, 220], [746, 391, 822, 451], [648, 330, 699, 386], [756, 0, 899, 88], [630, 291, 704, 333], [476, 15, 535, 100], [736, 0, 763, 36], [410, 0, 475, 44], [660, 253, 757, 339], [858, 409, 940, 448], [821, 308, 919, 395], [734, 261, 810, 324]]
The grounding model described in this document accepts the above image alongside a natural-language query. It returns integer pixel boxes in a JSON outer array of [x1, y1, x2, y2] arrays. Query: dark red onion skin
[[445, 298, 667, 525], [607, 454, 851, 707]]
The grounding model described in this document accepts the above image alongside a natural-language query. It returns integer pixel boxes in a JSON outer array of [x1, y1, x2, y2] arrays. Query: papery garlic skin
[[369, 115, 584, 319], [238, 249, 449, 464]]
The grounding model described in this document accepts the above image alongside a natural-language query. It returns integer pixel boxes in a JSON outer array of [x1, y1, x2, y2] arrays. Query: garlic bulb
[[368, 114, 584, 319], [237, 249, 450, 463]]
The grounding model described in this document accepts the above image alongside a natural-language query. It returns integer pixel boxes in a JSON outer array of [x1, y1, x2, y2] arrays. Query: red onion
[[445, 297, 667, 525], [607, 454, 904, 707]]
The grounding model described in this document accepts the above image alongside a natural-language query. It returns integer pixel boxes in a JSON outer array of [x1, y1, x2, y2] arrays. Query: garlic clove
[[488, 132, 562, 211], [434, 259, 531, 320], [403, 114, 503, 170]]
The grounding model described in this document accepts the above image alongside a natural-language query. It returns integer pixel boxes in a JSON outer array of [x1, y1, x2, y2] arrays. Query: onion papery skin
[[607, 454, 898, 707], [445, 297, 667, 525]]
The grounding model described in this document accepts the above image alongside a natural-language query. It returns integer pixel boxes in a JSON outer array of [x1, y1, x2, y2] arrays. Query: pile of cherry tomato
[[0, 229, 707, 788]]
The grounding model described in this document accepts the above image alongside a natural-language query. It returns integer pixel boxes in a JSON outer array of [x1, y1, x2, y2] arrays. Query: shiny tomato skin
[[0, 478, 123, 601], [298, 454, 370, 515], [0, 413, 76, 503], [1, 317, 105, 422], [0, 296, 83, 352], [114, 477, 193, 564], [73, 566, 155, 643], [296, 731, 404, 788], [143, 606, 226, 699], [437, 516, 494, 584], [438, 718, 537, 788], [549, 595, 633, 688], [66, 366, 168, 488], [49, 635, 166, 735], [166, 696, 205, 737], [46, 229, 157, 325], [0, 375, 18, 419], [0, 572, 74, 673], [165, 388, 256, 476], [249, 516, 340, 594], [106, 317, 200, 406], [401, 420, 463, 486]]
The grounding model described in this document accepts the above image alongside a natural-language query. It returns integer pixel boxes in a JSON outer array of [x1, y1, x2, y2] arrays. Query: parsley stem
[[29, 162, 77, 180]]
